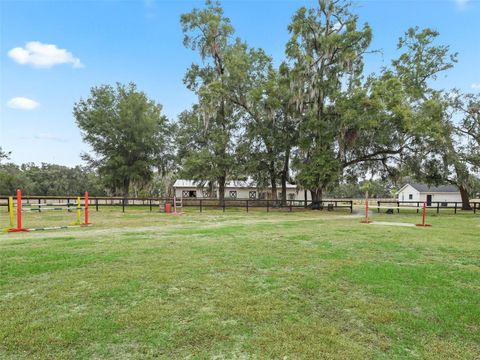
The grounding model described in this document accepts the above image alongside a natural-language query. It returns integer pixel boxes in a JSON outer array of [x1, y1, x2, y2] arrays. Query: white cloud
[[8, 41, 83, 69], [455, 0, 470, 8], [472, 83, 480, 90], [7, 97, 40, 110], [34, 133, 67, 143]]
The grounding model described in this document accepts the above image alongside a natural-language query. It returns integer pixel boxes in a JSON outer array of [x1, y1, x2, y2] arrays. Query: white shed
[[396, 183, 461, 206]]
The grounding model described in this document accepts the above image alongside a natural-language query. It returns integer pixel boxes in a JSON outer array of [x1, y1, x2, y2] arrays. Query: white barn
[[396, 183, 461, 206], [173, 179, 309, 201]]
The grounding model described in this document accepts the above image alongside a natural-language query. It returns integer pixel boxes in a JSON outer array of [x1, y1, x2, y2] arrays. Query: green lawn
[[1, 208, 479, 359]]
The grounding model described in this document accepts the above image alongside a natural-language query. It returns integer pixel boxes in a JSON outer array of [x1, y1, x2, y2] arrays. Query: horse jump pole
[[360, 198, 372, 224], [8, 196, 14, 228], [416, 202, 432, 227], [8, 189, 28, 232], [83, 191, 90, 225], [7, 190, 90, 232]]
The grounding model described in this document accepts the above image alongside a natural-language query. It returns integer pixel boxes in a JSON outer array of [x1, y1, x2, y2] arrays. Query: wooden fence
[[2, 196, 478, 214], [0, 196, 354, 213], [375, 200, 479, 214]]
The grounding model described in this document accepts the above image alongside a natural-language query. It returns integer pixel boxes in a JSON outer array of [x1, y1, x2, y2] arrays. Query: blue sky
[[1, 0, 479, 166]]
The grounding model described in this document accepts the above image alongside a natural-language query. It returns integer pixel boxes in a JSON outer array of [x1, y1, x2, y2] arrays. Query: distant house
[[173, 179, 307, 200], [396, 183, 461, 206]]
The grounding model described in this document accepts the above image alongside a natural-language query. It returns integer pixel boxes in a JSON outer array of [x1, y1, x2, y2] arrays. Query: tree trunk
[[280, 176, 287, 207], [270, 176, 278, 203], [218, 175, 226, 207], [123, 178, 130, 198], [269, 160, 277, 202], [280, 148, 290, 207], [459, 185, 472, 210], [122, 178, 130, 204], [310, 188, 323, 210]]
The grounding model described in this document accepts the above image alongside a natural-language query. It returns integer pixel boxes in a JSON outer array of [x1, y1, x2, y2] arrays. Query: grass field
[[1, 207, 479, 359]]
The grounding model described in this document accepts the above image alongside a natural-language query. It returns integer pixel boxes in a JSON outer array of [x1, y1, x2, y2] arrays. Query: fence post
[[122, 198, 125, 213], [223, 200, 225, 212], [417, 202, 419, 214], [200, 199, 202, 212], [96, 198, 99, 212], [290, 200, 292, 212], [377, 201, 380, 213], [454, 202, 457, 214], [149, 199, 152, 212], [350, 200, 353, 213], [246, 200, 249, 213], [267, 200, 269, 213], [397, 201, 400, 213], [437, 202, 440, 214]]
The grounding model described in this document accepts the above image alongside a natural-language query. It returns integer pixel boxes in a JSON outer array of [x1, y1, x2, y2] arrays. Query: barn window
[[183, 190, 196, 198], [249, 191, 256, 199], [409, 194, 413, 200], [229, 191, 237, 199]]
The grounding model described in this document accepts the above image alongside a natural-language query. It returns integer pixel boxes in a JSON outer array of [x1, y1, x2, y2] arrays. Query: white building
[[173, 179, 309, 201], [396, 183, 461, 205]]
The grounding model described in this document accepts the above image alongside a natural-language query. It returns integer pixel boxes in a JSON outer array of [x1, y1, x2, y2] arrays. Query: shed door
[[426, 194, 432, 206]]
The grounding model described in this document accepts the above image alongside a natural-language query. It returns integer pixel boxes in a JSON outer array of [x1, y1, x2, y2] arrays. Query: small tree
[[74, 82, 171, 197]]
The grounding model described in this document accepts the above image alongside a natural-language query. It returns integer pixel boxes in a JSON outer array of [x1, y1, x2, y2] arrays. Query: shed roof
[[399, 183, 459, 193]]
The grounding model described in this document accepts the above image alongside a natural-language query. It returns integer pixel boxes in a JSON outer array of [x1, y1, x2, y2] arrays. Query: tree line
[[0, 162, 106, 197], [1, 1, 479, 208]]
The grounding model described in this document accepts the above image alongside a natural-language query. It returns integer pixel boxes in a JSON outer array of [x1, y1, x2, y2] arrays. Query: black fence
[[0, 196, 354, 213], [376, 200, 479, 214]]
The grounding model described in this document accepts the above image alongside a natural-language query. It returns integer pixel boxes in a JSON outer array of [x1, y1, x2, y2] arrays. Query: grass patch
[[0, 208, 479, 359]]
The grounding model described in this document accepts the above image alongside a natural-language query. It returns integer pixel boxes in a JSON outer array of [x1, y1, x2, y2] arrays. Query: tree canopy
[[74, 82, 172, 196]]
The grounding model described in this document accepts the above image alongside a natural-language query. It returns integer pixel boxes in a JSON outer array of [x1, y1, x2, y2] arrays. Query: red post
[[360, 198, 372, 224], [17, 189, 22, 229], [421, 202, 426, 224], [9, 189, 28, 232], [365, 199, 369, 222], [416, 202, 432, 227], [84, 191, 89, 225]]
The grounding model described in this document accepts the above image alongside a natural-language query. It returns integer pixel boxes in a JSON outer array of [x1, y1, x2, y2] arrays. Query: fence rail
[[0, 196, 354, 213], [1, 196, 478, 214], [376, 200, 479, 214]]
